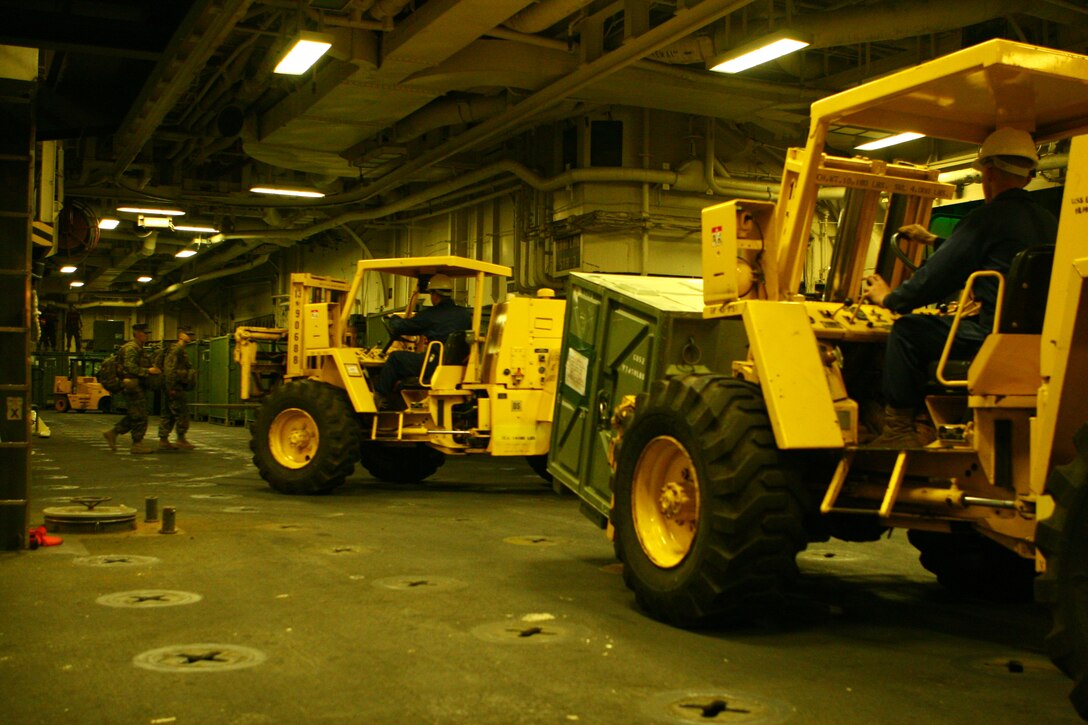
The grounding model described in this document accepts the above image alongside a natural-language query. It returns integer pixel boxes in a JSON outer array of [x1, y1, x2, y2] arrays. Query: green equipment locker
[[191, 339, 210, 420], [203, 335, 249, 425], [31, 352, 65, 409], [548, 273, 747, 527]]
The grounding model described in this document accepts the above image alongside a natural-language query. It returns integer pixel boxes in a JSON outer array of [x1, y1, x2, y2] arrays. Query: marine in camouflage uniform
[[158, 327, 196, 450], [102, 323, 161, 454]]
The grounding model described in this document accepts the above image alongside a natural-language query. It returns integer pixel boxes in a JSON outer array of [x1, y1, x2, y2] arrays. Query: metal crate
[[548, 273, 747, 526]]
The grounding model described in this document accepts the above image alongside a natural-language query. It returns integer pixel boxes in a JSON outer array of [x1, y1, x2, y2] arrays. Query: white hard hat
[[974, 127, 1039, 176], [426, 273, 454, 293]]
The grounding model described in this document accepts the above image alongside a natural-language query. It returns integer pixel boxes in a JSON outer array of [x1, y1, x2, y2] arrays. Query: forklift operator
[[861, 127, 1058, 448], [374, 274, 471, 405]]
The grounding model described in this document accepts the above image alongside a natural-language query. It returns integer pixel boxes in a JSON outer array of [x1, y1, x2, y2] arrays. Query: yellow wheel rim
[[631, 435, 700, 568], [269, 408, 319, 469]]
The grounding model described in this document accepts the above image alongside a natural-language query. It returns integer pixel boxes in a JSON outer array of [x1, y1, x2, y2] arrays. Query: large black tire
[[1036, 423, 1088, 719], [98, 396, 112, 413], [54, 395, 70, 413], [359, 441, 444, 483], [250, 380, 359, 495], [907, 527, 1036, 602], [525, 455, 553, 484], [611, 375, 811, 627]]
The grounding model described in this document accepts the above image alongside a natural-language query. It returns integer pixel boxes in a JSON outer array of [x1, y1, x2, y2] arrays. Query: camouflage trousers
[[113, 388, 149, 443], [158, 389, 191, 439]]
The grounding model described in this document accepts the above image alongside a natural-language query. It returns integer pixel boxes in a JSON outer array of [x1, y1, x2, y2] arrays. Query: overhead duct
[[215, 157, 779, 243], [75, 298, 143, 310], [267, 0, 760, 208], [939, 152, 1068, 185], [143, 254, 272, 305], [76, 254, 272, 309], [392, 94, 511, 144]]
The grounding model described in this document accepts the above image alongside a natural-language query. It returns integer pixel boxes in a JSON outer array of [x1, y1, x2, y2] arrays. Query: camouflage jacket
[[164, 342, 193, 390], [120, 340, 154, 380]]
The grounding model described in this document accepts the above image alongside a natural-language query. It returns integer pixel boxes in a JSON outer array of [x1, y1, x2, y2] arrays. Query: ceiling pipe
[[484, 26, 572, 51], [75, 298, 143, 310], [143, 254, 272, 305], [213, 156, 779, 243], [75, 253, 271, 309], [703, 118, 778, 200], [297, 0, 757, 208], [938, 152, 1069, 185], [392, 95, 512, 144], [140, 233, 158, 257], [84, 235, 163, 293]]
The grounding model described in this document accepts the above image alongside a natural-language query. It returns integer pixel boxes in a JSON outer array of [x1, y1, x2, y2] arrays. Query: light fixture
[[137, 275, 153, 283], [116, 206, 185, 216], [60, 265, 78, 274], [138, 215, 175, 230], [69, 280, 84, 288], [273, 31, 333, 75], [174, 224, 220, 234], [98, 218, 120, 230], [175, 248, 198, 258], [250, 186, 326, 198], [855, 132, 925, 151], [710, 33, 810, 74]]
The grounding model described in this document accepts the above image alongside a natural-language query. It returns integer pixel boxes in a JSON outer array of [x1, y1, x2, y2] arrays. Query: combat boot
[[174, 438, 195, 451], [103, 429, 118, 451], [868, 406, 929, 449], [131, 441, 154, 454], [158, 438, 178, 451]]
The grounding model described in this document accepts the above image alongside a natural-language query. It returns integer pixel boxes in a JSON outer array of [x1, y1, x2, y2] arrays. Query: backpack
[[147, 345, 168, 390], [97, 352, 123, 394]]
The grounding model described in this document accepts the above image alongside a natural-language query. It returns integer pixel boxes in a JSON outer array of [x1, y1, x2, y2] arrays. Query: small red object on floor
[[28, 526, 63, 548]]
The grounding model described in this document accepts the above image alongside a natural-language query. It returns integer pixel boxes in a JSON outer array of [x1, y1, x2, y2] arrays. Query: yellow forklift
[[235, 256, 565, 493], [53, 363, 111, 414], [599, 40, 1088, 715]]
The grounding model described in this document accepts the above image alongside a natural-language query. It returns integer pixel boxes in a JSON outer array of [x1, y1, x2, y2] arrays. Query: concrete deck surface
[[1, 412, 1077, 724]]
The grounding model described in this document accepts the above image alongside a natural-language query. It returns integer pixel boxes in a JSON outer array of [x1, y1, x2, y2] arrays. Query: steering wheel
[[889, 231, 919, 272], [381, 315, 408, 355]]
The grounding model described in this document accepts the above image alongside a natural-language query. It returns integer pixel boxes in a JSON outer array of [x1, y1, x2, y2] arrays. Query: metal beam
[[111, 0, 255, 177]]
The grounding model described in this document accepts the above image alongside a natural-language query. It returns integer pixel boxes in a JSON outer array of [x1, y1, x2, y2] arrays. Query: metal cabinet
[[191, 335, 250, 425], [548, 273, 747, 526]]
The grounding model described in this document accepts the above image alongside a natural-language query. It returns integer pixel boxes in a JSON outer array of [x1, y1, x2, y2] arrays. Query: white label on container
[[565, 348, 589, 397]]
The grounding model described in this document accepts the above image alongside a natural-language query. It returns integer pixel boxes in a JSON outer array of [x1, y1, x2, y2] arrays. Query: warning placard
[[7, 396, 23, 421]]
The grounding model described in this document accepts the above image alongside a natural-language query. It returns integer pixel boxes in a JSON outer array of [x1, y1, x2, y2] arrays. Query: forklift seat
[[398, 331, 472, 391], [927, 244, 1054, 389], [998, 245, 1054, 334]]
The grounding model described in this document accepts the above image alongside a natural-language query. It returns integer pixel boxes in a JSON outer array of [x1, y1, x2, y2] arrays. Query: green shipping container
[[548, 273, 747, 527]]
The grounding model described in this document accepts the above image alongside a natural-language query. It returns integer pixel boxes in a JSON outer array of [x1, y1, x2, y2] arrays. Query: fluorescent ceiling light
[[173, 224, 220, 234], [854, 132, 925, 151], [250, 186, 326, 198], [273, 32, 333, 75], [711, 37, 809, 74], [69, 280, 84, 288], [117, 206, 185, 216], [98, 218, 120, 230], [60, 265, 78, 274], [175, 249, 198, 258], [137, 276, 153, 283]]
